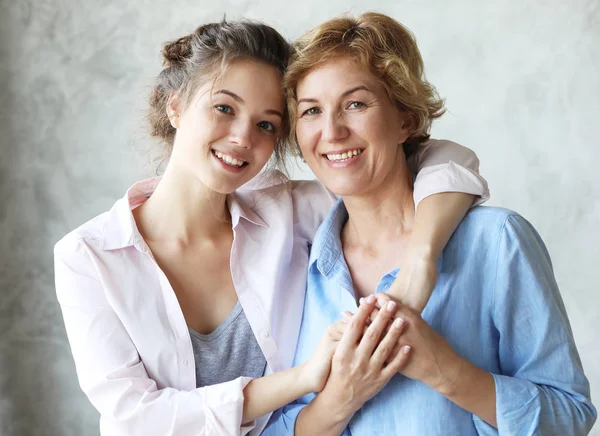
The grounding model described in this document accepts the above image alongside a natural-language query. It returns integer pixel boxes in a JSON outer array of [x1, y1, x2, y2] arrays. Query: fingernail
[[366, 295, 376, 304], [393, 318, 404, 329], [402, 345, 411, 354], [359, 297, 365, 305], [386, 301, 397, 312]]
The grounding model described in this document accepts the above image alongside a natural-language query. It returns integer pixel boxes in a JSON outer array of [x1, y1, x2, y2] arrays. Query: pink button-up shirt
[[54, 140, 490, 436]]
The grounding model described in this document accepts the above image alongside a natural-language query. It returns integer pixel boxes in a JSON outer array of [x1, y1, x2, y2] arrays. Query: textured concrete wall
[[0, 0, 598, 435]]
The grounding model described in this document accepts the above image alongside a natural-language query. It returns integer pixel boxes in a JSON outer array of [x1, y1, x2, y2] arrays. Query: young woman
[[54, 19, 489, 436], [265, 12, 596, 435]]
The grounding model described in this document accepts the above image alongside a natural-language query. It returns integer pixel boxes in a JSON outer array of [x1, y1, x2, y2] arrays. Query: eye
[[215, 104, 234, 114], [258, 121, 276, 133], [347, 101, 366, 110], [301, 107, 321, 117]]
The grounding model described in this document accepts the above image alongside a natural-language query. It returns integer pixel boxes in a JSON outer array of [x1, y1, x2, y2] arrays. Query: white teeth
[[213, 150, 245, 167], [326, 149, 362, 161]]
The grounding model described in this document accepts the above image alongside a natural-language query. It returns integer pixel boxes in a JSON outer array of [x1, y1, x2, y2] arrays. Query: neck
[[342, 160, 415, 251], [134, 164, 231, 247]]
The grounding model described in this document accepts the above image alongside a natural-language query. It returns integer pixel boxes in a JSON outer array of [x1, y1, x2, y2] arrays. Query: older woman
[[264, 12, 597, 436]]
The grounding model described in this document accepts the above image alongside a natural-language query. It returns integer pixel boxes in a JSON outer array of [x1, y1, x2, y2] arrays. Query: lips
[[323, 148, 364, 162], [211, 149, 248, 168]]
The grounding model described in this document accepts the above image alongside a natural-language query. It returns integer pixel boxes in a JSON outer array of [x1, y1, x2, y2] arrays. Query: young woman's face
[[169, 58, 285, 194], [295, 57, 410, 197]]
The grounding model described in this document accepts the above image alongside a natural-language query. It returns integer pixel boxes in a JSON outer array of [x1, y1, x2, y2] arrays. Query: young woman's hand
[[317, 295, 412, 417], [301, 319, 346, 393]]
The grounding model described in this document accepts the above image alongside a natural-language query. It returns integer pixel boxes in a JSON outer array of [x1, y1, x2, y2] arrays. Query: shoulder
[[446, 206, 543, 264], [237, 172, 336, 239], [448, 206, 551, 281], [456, 206, 532, 238], [54, 210, 110, 258]]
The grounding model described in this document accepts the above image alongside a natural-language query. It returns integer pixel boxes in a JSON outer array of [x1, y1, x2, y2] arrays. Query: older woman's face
[[295, 57, 410, 197]]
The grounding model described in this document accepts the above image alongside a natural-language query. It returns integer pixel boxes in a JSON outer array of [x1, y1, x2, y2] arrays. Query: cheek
[[254, 135, 277, 163], [295, 122, 319, 154]]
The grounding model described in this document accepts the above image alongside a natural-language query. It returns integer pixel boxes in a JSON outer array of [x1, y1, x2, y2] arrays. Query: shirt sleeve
[[408, 139, 490, 207], [261, 403, 305, 436], [54, 241, 254, 436], [477, 214, 597, 435]]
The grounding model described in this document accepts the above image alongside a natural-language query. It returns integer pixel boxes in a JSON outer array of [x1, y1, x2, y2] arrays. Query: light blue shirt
[[265, 200, 596, 435]]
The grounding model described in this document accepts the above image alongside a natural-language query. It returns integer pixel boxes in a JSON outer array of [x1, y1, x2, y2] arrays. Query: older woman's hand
[[371, 293, 464, 394], [318, 295, 412, 417]]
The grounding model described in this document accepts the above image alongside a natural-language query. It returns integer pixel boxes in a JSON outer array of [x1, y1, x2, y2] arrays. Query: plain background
[[0, 0, 598, 435]]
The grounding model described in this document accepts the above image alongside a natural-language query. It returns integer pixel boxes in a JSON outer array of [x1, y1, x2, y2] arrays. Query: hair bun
[[162, 35, 194, 67]]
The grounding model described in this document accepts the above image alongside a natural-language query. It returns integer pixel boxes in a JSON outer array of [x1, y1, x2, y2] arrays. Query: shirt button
[[183, 360, 190, 367], [261, 330, 270, 339]]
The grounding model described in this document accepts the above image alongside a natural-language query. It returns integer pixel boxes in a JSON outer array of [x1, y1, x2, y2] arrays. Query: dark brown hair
[[149, 19, 291, 165], [285, 12, 445, 158]]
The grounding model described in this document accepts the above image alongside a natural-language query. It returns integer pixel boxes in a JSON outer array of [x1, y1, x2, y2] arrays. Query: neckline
[[188, 301, 243, 342]]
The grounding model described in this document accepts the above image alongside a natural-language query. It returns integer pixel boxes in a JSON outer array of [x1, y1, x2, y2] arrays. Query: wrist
[[296, 362, 319, 395], [404, 244, 436, 265], [315, 385, 358, 423], [431, 354, 477, 399]]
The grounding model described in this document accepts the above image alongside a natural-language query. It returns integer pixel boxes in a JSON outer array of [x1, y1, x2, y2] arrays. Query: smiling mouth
[[212, 149, 248, 168], [323, 148, 364, 162]]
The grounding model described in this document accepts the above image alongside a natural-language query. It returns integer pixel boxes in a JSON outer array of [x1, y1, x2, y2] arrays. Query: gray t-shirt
[[188, 301, 267, 388]]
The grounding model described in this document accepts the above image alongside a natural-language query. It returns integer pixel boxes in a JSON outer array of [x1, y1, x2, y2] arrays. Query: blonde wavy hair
[[284, 12, 445, 158]]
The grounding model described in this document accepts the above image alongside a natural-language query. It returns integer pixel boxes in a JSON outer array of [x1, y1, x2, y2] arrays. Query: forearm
[[242, 364, 312, 425], [387, 192, 474, 311], [294, 388, 354, 436], [410, 192, 474, 259], [436, 357, 497, 428]]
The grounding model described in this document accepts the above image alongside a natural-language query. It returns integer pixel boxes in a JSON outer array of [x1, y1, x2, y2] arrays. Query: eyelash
[[214, 105, 276, 133], [347, 101, 366, 109], [300, 101, 366, 117]]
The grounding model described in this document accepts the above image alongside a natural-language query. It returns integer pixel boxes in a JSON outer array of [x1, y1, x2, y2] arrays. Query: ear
[[167, 92, 182, 129], [396, 111, 413, 145]]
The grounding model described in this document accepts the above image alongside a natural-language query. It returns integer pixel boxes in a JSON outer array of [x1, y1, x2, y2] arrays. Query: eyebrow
[[297, 85, 372, 104], [215, 89, 283, 119]]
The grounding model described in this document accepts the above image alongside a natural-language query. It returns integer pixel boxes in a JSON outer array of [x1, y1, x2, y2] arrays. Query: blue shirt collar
[[308, 198, 349, 277]]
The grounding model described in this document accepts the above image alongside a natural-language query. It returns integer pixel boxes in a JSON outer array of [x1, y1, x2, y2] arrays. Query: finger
[[374, 292, 392, 308], [370, 317, 405, 367], [367, 307, 381, 325], [356, 300, 397, 358], [337, 295, 377, 352], [331, 320, 348, 339], [381, 344, 412, 378], [341, 311, 353, 323]]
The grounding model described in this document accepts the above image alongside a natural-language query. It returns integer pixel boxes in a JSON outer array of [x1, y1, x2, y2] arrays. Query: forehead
[[199, 58, 284, 107], [296, 57, 381, 98]]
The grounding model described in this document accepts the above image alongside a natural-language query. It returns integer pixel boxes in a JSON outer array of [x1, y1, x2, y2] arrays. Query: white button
[[261, 330, 270, 339], [183, 360, 190, 367]]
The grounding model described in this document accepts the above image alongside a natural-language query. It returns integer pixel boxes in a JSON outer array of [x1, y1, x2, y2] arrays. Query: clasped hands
[[305, 292, 464, 418]]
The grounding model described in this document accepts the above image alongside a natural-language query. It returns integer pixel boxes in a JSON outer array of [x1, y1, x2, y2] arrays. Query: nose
[[229, 119, 253, 149], [322, 112, 349, 143]]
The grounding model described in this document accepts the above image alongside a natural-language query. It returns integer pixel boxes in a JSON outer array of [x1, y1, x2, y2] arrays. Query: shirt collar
[[308, 197, 348, 277], [100, 177, 267, 251]]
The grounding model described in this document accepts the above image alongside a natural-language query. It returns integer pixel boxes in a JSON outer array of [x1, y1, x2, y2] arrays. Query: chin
[[318, 176, 365, 198]]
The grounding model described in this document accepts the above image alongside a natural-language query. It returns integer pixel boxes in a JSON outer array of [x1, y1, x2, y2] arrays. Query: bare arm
[[242, 363, 315, 424], [386, 192, 474, 312]]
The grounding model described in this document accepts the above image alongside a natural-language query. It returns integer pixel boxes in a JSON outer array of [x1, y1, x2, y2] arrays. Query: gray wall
[[1, 0, 598, 435]]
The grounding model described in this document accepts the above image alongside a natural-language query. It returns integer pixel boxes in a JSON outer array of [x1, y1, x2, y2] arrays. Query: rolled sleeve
[[489, 215, 597, 435], [55, 241, 254, 436], [262, 402, 306, 436], [410, 139, 490, 207]]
